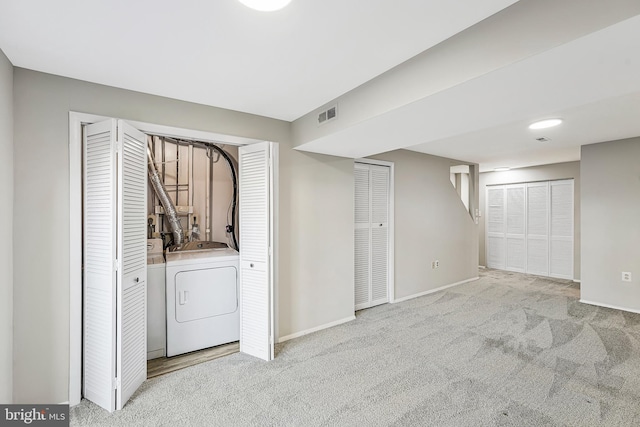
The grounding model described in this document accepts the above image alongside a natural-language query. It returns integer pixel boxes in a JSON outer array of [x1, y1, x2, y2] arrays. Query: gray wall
[[278, 150, 355, 337], [369, 151, 479, 299], [479, 162, 581, 279], [581, 138, 640, 310], [0, 48, 13, 404], [12, 69, 354, 404]]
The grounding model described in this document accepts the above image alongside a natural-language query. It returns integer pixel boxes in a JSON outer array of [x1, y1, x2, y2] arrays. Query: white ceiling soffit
[[420, 93, 640, 172], [0, 0, 518, 121], [295, 14, 640, 168]]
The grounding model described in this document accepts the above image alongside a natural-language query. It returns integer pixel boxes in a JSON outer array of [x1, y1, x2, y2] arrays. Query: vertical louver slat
[[354, 166, 370, 224], [83, 120, 117, 412], [371, 166, 388, 225], [487, 187, 505, 234], [354, 228, 370, 305], [371, 227, 388, 302], [506, 186, 525, 235], [487, 236, 505, 269]]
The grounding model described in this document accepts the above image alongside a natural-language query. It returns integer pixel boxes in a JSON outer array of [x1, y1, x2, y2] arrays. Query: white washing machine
[[165, 248, 239, 357], [147, 239, 166, 360]]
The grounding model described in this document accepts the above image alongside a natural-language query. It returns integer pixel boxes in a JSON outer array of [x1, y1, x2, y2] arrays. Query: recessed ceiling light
[[529, 119, 562, 130], [238, 0, 292, 11], [494, 167, 511, 172]]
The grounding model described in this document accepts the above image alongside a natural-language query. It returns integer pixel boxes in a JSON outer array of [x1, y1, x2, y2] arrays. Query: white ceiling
[[296, 12, 640, 171], [0, 0, 518, 121], [1, 0, 639, 172]]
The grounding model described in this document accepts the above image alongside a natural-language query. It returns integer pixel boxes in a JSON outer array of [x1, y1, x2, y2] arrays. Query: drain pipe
[[147, 145, 185, 246]]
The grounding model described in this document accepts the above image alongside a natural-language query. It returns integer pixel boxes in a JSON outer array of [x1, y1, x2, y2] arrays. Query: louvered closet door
[[505, 185, 525, 272], [526, 182, 549, 276], [370, 166, 389, 305], [549, 180, 574, 279], [83, 119, 147, 412], [354, 163, 370, 308], [354, 163, 389, 311], [239, 141, 275, 361], [486, 180, 573, 280], [83, 120, 117, 412], [116, 121, 147, 410], [486, 186, 505, 269]]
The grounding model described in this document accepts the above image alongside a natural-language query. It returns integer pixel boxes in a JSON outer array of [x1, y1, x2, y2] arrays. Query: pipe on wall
[[147, 145, 185, 245]]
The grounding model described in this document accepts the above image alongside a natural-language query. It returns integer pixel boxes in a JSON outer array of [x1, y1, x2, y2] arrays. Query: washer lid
[[166, 248, 239, 264]]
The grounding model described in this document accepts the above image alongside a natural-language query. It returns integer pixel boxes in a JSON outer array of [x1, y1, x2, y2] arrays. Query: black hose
[[161, 137, 240, 251], [207, 144, 239, 251]]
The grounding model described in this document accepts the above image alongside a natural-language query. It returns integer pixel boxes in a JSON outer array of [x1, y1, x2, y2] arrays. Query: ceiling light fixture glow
[[238, 0, 292, 11], [529, 119, 563, 130], [494, 167, 511, 172]]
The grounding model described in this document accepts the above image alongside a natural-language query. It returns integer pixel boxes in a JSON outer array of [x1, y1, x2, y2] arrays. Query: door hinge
[[268, 246, 273, 257], [113, 377, 120, 390], [113, 259, 120, 271]]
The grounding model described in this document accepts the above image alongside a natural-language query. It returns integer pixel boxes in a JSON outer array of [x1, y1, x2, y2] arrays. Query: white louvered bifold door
[[239, 141, 275, 361], [354, 163, 370, 308], [505, 185, 526, 272], [84, 119, 147, 412], [83, 120, 117, 412], [370, 165, 389, 306], [549, 180, 574, 279], [354, 163, 389, 311], [115, 121, 147, 410], [486, 180, 573, 280], [526, 182, 549, 276], [486, 186, 506, 269]]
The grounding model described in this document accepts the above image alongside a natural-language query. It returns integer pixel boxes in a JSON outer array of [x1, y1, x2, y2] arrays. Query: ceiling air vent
[[535, 137, 551, 143], [318, 104, 338, 125]]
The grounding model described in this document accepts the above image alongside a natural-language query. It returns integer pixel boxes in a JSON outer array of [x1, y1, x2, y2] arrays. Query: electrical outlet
[[622, 272, 632, 282], [431, 260, 440, 269]]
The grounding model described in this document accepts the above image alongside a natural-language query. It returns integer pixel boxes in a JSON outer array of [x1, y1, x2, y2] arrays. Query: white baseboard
[[392, 277, 480, 304], [277, 315, 356, 343], [579, 299, 640, 315], [478, 265, 486, 269], [59, 401, 69, 405], [573, 279, 581, 283]]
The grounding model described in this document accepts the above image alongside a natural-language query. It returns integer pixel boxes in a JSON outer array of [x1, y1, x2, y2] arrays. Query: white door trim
[[69, 111, 265, 406], [354, 158, 395, 304]]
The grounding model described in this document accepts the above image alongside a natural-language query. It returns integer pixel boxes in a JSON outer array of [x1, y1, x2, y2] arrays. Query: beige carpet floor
[[71, 269, 640, 426]]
